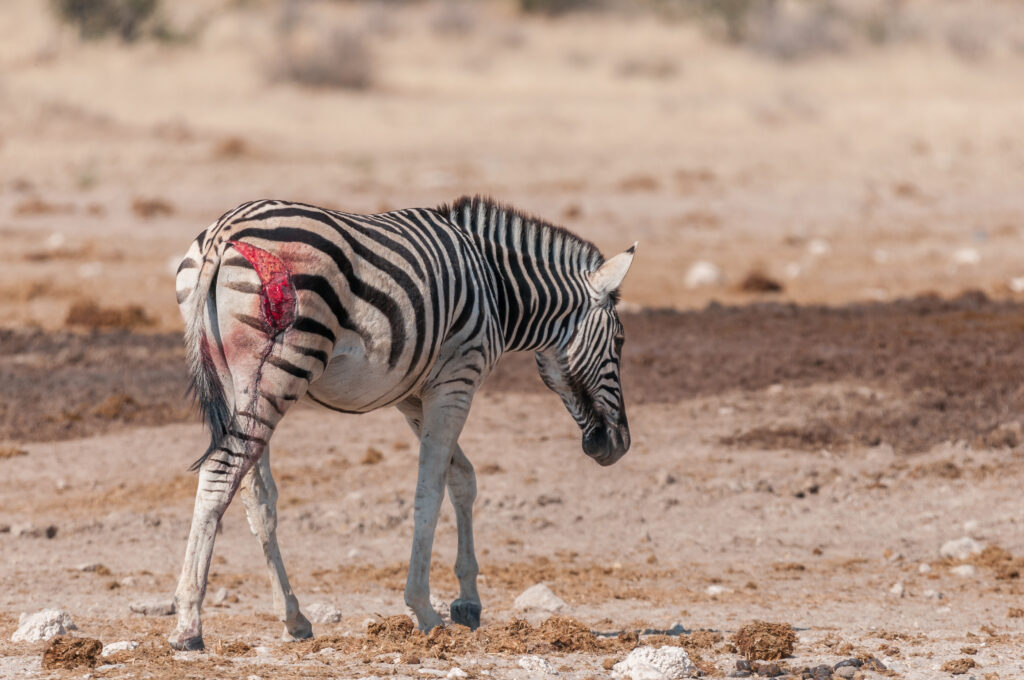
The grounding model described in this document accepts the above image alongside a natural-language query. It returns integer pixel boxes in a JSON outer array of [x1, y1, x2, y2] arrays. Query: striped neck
[[445, 196, 603, 352]]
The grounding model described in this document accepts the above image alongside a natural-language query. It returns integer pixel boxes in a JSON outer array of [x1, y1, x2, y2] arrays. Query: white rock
[[940, 537, 984, 561], [886, 661, 907, 674], [101, 640, 139, 657], [517, 655, 558, 675], [447, 669, 469, 679], [1010, 277, 1024, 294], [705, 585, 731, 597], [963, 519, 979, 535], [129, 600, 176, 616], [924, 589, 943, 600], [952, 564, 976, 578], [306, 602, 343, 624], [889, 581, 905, 598], [46, 233, 66, 250], [418, 670, 447, 677], [612, 645, 696, 680], [254, 646, 272, 656], [406, 595, 451, 625], [11, 609, 77, 642], [209, 587, 229, 606], [513, 583, 567, 614], [918, 563, 932, 574], [95, 664, 125, 672], [807, 238, 831, 257], [684, 261, 723, 289], [952, 247, 981, 265]]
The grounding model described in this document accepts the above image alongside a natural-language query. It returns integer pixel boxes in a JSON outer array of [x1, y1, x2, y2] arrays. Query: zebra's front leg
[[240, 448, 312, 641], [404, 397, 470, 631], [447, 446, 481, 630]]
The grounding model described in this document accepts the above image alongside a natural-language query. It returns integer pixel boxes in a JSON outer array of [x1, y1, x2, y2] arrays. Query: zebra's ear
[[589, 243, 637, 297]]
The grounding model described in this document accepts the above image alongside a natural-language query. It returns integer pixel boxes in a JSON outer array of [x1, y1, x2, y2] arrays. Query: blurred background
[[3, 7, 1024, 671], [2, 0, 1023, 332]]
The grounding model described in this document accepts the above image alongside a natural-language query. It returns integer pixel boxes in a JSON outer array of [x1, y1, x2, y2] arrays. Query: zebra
[[168, 195, 636, 650]]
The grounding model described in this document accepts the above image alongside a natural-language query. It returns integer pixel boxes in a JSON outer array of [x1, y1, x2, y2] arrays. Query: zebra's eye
[[613, 335, 624, 352]]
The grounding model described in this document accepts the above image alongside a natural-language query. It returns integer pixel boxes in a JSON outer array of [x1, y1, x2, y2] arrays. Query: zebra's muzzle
[[582, 418, 630, 466]]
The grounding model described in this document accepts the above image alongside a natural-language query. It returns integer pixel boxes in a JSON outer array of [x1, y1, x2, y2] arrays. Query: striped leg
[[240, 449, 312, 641], [446, 446, 481, 629], [170, 345, 319, 648], [169, 426, 264, 651], [397, 397, 479, 630]]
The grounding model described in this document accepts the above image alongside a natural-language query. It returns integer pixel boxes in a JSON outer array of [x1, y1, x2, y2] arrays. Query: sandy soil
[[1, 1, 1024, 678]]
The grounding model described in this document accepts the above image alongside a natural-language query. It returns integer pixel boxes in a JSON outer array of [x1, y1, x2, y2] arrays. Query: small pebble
[[811, 664, 833, 680], [952, 564, 976, 578], [889, 581, 905, 598], [918, 563, 932, 574], [940, 537, 984, 561], [129, 600, 175, 617], [834, 666, 856, 679]]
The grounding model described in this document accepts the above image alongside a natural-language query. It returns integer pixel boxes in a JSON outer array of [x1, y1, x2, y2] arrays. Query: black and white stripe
[[169, 195, 635, 648]]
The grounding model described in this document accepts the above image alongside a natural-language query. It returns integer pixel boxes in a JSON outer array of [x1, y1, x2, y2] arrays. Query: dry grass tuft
[[131, 196, 175, 218], [0, 446, 28, 459], [739, 270, 784, 293], [941, 657, 977, 674], [65, 300, 153, 330], [361, 447, 384, 465]]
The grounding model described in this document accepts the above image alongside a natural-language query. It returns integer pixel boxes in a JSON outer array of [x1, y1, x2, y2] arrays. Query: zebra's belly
[[305, 348, 420, 413]]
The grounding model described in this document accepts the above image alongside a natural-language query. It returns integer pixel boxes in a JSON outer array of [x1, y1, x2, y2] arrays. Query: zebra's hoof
[[169, 635, 205, 651], [450, 600, 481, 630], [284, 614, 313, 641]]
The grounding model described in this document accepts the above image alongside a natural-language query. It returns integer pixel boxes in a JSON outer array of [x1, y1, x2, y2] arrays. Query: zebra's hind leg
[[447, 446, 481, 630], [240, 448, 312, 641], [169, 431, 264, 651]]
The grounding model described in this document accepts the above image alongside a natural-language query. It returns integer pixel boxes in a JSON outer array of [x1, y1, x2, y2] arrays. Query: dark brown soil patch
[[7, 293, 1024, 454], [732, 621, 796, 661], [41, 636, 102, 670], [0, 328, 190, 442], [487, 292, 1024, 453]]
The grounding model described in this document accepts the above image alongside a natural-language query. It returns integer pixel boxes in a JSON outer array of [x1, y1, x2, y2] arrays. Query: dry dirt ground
[[2, 1, 1024, 679]]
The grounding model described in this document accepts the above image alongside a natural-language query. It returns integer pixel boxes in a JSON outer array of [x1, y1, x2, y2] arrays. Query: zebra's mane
[[441, 195, 606, 272]]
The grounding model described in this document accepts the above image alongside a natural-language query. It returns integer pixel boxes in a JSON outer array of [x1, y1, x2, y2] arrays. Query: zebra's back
[[176, 200, 503, 415]]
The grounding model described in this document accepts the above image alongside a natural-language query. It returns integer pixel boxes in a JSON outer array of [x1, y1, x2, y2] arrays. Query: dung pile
[[732, 621, 796, 661], [41, 637, 102, 670]]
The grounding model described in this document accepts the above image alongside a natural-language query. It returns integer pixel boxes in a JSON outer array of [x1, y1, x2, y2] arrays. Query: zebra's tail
[[176, 234, 233, 472]]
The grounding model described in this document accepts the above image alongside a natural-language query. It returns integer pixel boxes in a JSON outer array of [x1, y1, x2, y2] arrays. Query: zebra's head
[[535, 243, 637, 466]]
